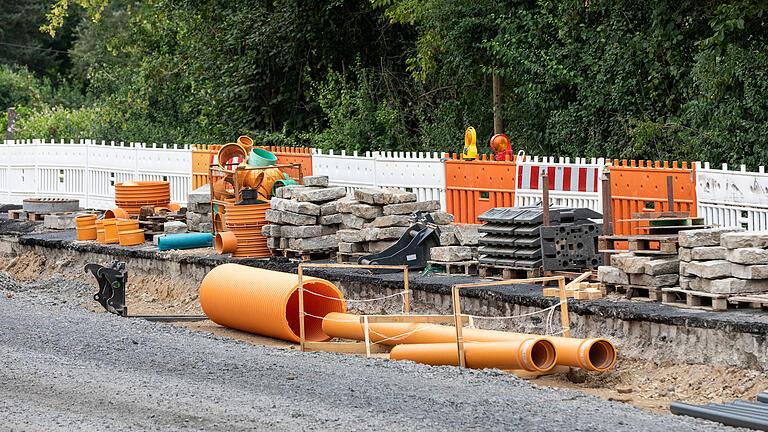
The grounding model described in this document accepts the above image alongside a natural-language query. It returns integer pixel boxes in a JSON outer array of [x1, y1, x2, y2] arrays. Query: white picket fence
[[312, 149, 447, 210], [0, 139, 192, 209], [696, 162, 768, 230]]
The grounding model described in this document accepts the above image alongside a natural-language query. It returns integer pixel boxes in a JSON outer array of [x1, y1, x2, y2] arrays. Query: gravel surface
[[0, 278, 739, 431]]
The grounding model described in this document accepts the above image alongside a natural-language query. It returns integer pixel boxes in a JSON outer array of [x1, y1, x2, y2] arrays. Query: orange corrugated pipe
[[323, 312, 616, 372], [390, 340, 556, 373], [199, 264, 346, 342]]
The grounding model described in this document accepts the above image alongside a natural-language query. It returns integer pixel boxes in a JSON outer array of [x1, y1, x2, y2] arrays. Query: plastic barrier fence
[[1, 139, 192, 209], [609, 160, 696, 236], [514, 157, 605, 212], [445, 154, 516, 224], [696, 162, 768, 230]]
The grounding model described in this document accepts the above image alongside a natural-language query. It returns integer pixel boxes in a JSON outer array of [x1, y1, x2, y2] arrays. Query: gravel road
[[0, 277, 737, 431]]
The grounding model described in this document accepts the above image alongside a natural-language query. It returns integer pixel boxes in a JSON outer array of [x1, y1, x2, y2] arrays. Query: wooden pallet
[[427, 260, 478, 276], [478, 264, 542, 280], [661, 287, 729, 311], [544, 282, 602, 300], [728, 294, 768, 309], [601, 283, 662, 301], [7, 209, 80, 222], [280, 249, 336, 262], [337, 251, 367, 264], [628, 235, 679, 255]]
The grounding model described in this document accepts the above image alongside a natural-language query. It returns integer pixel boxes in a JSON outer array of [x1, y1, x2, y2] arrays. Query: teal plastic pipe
[[247, 148, 277, 167], [158, 233, 213, 251]]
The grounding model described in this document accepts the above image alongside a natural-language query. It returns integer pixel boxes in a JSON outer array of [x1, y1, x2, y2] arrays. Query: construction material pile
[[334, 187, 460, 262], [114, 181, 171, 216], [478, 206, 602, 278], [262, 176, 347, 257], [186, 184, 212, 233]]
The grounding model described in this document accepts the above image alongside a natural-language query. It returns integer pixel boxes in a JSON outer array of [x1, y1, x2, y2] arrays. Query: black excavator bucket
[[85, 261, 128, 316], [357, 211, 441, 270]]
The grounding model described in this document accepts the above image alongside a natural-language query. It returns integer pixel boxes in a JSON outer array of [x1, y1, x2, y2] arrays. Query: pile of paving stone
[[261, 175, 345, 255], [678, 227, 768, 295], [185, 184, 212, 233], [598, 252, 680, 300]]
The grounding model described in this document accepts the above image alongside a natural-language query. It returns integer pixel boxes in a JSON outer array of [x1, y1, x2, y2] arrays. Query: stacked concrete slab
[[261, 176, 344, 255], [678, 227, 768, 295], [334, 187, 465, 260], [186, 184, 211, 233], [598, 252, 680, 300]]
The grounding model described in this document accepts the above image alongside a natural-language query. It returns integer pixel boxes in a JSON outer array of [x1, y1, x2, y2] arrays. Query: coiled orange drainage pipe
[[323, 312, 616, 372], [200, 264, 346, 342]]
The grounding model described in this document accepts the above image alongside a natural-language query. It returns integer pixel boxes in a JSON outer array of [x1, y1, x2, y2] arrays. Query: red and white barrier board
[[514, 157, 604, 212]]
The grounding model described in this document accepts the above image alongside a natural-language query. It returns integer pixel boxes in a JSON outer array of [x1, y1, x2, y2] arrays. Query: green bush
[[11, 105, 100, 140]]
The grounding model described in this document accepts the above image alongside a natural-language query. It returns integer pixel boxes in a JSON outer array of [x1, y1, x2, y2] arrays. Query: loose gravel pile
[[0, 270, 93, 306], [0, 273, 741, 431]]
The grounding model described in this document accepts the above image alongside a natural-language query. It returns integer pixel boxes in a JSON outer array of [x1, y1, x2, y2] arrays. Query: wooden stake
[[298, 264, 306, 352], [601, 169, 613, 265], [404, 267, 410, 313], [558, 277, 571, 337], [666, 175, 674, 212], [452, 286, 466, 368], [542, 171, 550, 226], [363, 316, 371, 358]]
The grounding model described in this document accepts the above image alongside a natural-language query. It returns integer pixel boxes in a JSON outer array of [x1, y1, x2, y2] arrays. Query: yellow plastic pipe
[[323, 312, 616, 372], [390, 339, 556, 372], [200, 264, 346, 342]]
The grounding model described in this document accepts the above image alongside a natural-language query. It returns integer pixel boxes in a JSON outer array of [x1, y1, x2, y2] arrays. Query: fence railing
[[1, 139, 192, 209], [696, 162, 768, 230]]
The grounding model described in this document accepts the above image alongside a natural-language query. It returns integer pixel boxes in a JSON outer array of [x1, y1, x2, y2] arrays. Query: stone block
[[43, 213, 77, 230], [349, 203, 383, 220], [302, 175, 329, 187], [690, 277, 768, 294], [319, 213, 343, 225], [319, 200, 340, 216], [598, 266, 629, 285], [279, 225, 334, 239], [382, 200, 441, 215], [720, 231, 768, 249], [153, 234, 164, 245], [267, 237, 279, 249], [679, 261, 691, 276], [610, 253, 635, 268], [679, 275, 693, 290], [338, 242, 364, 253], [382, 188, 417, 204], [261, 225, 281, 237], [690, 246, 727, 261], [439, 231, 458, 246], [730, 263, 768, 279], [279, 237, 289, 249], [726, 248, 768, 265], [360, 227, 408, 242], [354, 188, 393, 205], [186, 212, 203, 231], [336, 229, 361, 243], [295, 186, 347, 203], [337, 198, 360, 214], [629, 273, 678, 287], [644, 257, 680, 275], [686, 260, 731, 279], [198, 222, 212, 233], [678, 227, 744, 248], [163, 221, 187, 234], [279, 210, 317, 226], [289, 234, 338, 251], [187, 184, 211, 204], [621, 256, 650, 274], [188, 202, 210, 214], [340, 213, 371, 230], [275, 185, 306, 199], [430, 246, 472, 262], [454, 224, 481, 246], [430, 211, 455, 225], [367, 240, 396, 254], [368, 215, 411, 228], [270, 197, 321, 216], [679, 247, 692, 262]]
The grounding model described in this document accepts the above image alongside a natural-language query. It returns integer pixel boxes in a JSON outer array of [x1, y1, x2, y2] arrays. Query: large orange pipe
[[200, 264, 346, 342], [323, 313, 616, 372], [390, 340, 556, 372]]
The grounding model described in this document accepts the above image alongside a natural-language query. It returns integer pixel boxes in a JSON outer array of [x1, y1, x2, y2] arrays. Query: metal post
[[666, 175, 674, 212], [542, 171, 550, 226]]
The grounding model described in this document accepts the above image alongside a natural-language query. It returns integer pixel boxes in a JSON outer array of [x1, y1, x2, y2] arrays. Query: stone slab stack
[[261, 176, 344, 256], [186, 184, 212, 233], [598, 252, 680, 300], [334, 187, 461, 261], [677, 227, 768, 297]]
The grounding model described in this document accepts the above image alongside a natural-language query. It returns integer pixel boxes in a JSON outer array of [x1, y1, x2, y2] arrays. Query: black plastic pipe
[[670, 402, 768, 431]]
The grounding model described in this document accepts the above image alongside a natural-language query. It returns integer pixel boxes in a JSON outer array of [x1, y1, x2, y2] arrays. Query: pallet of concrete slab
[[601, 283, 662, 302], [598, 234, 680, 255], [427, 260, 479, 276], [727, 294, 768, 310], [279, 248, 336, 262], [337, 251, 367, 264], [478, 264, 543, 280], [661, 287, 733, 311]]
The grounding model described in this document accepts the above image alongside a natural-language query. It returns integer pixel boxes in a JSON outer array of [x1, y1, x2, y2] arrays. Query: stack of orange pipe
[[75, 215, 97, 240], [116, 219, 145, 246], [322, 312, 616, 372], [114, 181, 171, 216], [101, 219, 119, 244], [224, 203, 271, 257], [96, 219, 106, 243]]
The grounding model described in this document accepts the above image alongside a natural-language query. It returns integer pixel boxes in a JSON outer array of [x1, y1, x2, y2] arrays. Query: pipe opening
[[286, 281, 346, 342], [530, 339, 556, 371], [587, 339, 616, 371]]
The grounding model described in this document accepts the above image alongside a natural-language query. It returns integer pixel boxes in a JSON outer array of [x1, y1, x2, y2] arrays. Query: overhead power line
[[0, 41, 71, 55]]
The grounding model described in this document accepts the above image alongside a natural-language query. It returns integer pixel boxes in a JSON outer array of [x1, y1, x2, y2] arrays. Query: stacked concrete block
[[598, 251, 679, 299], [261, 176, 342, 254], [679, 227, 768, 295], [186, 184, 211, 232]]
